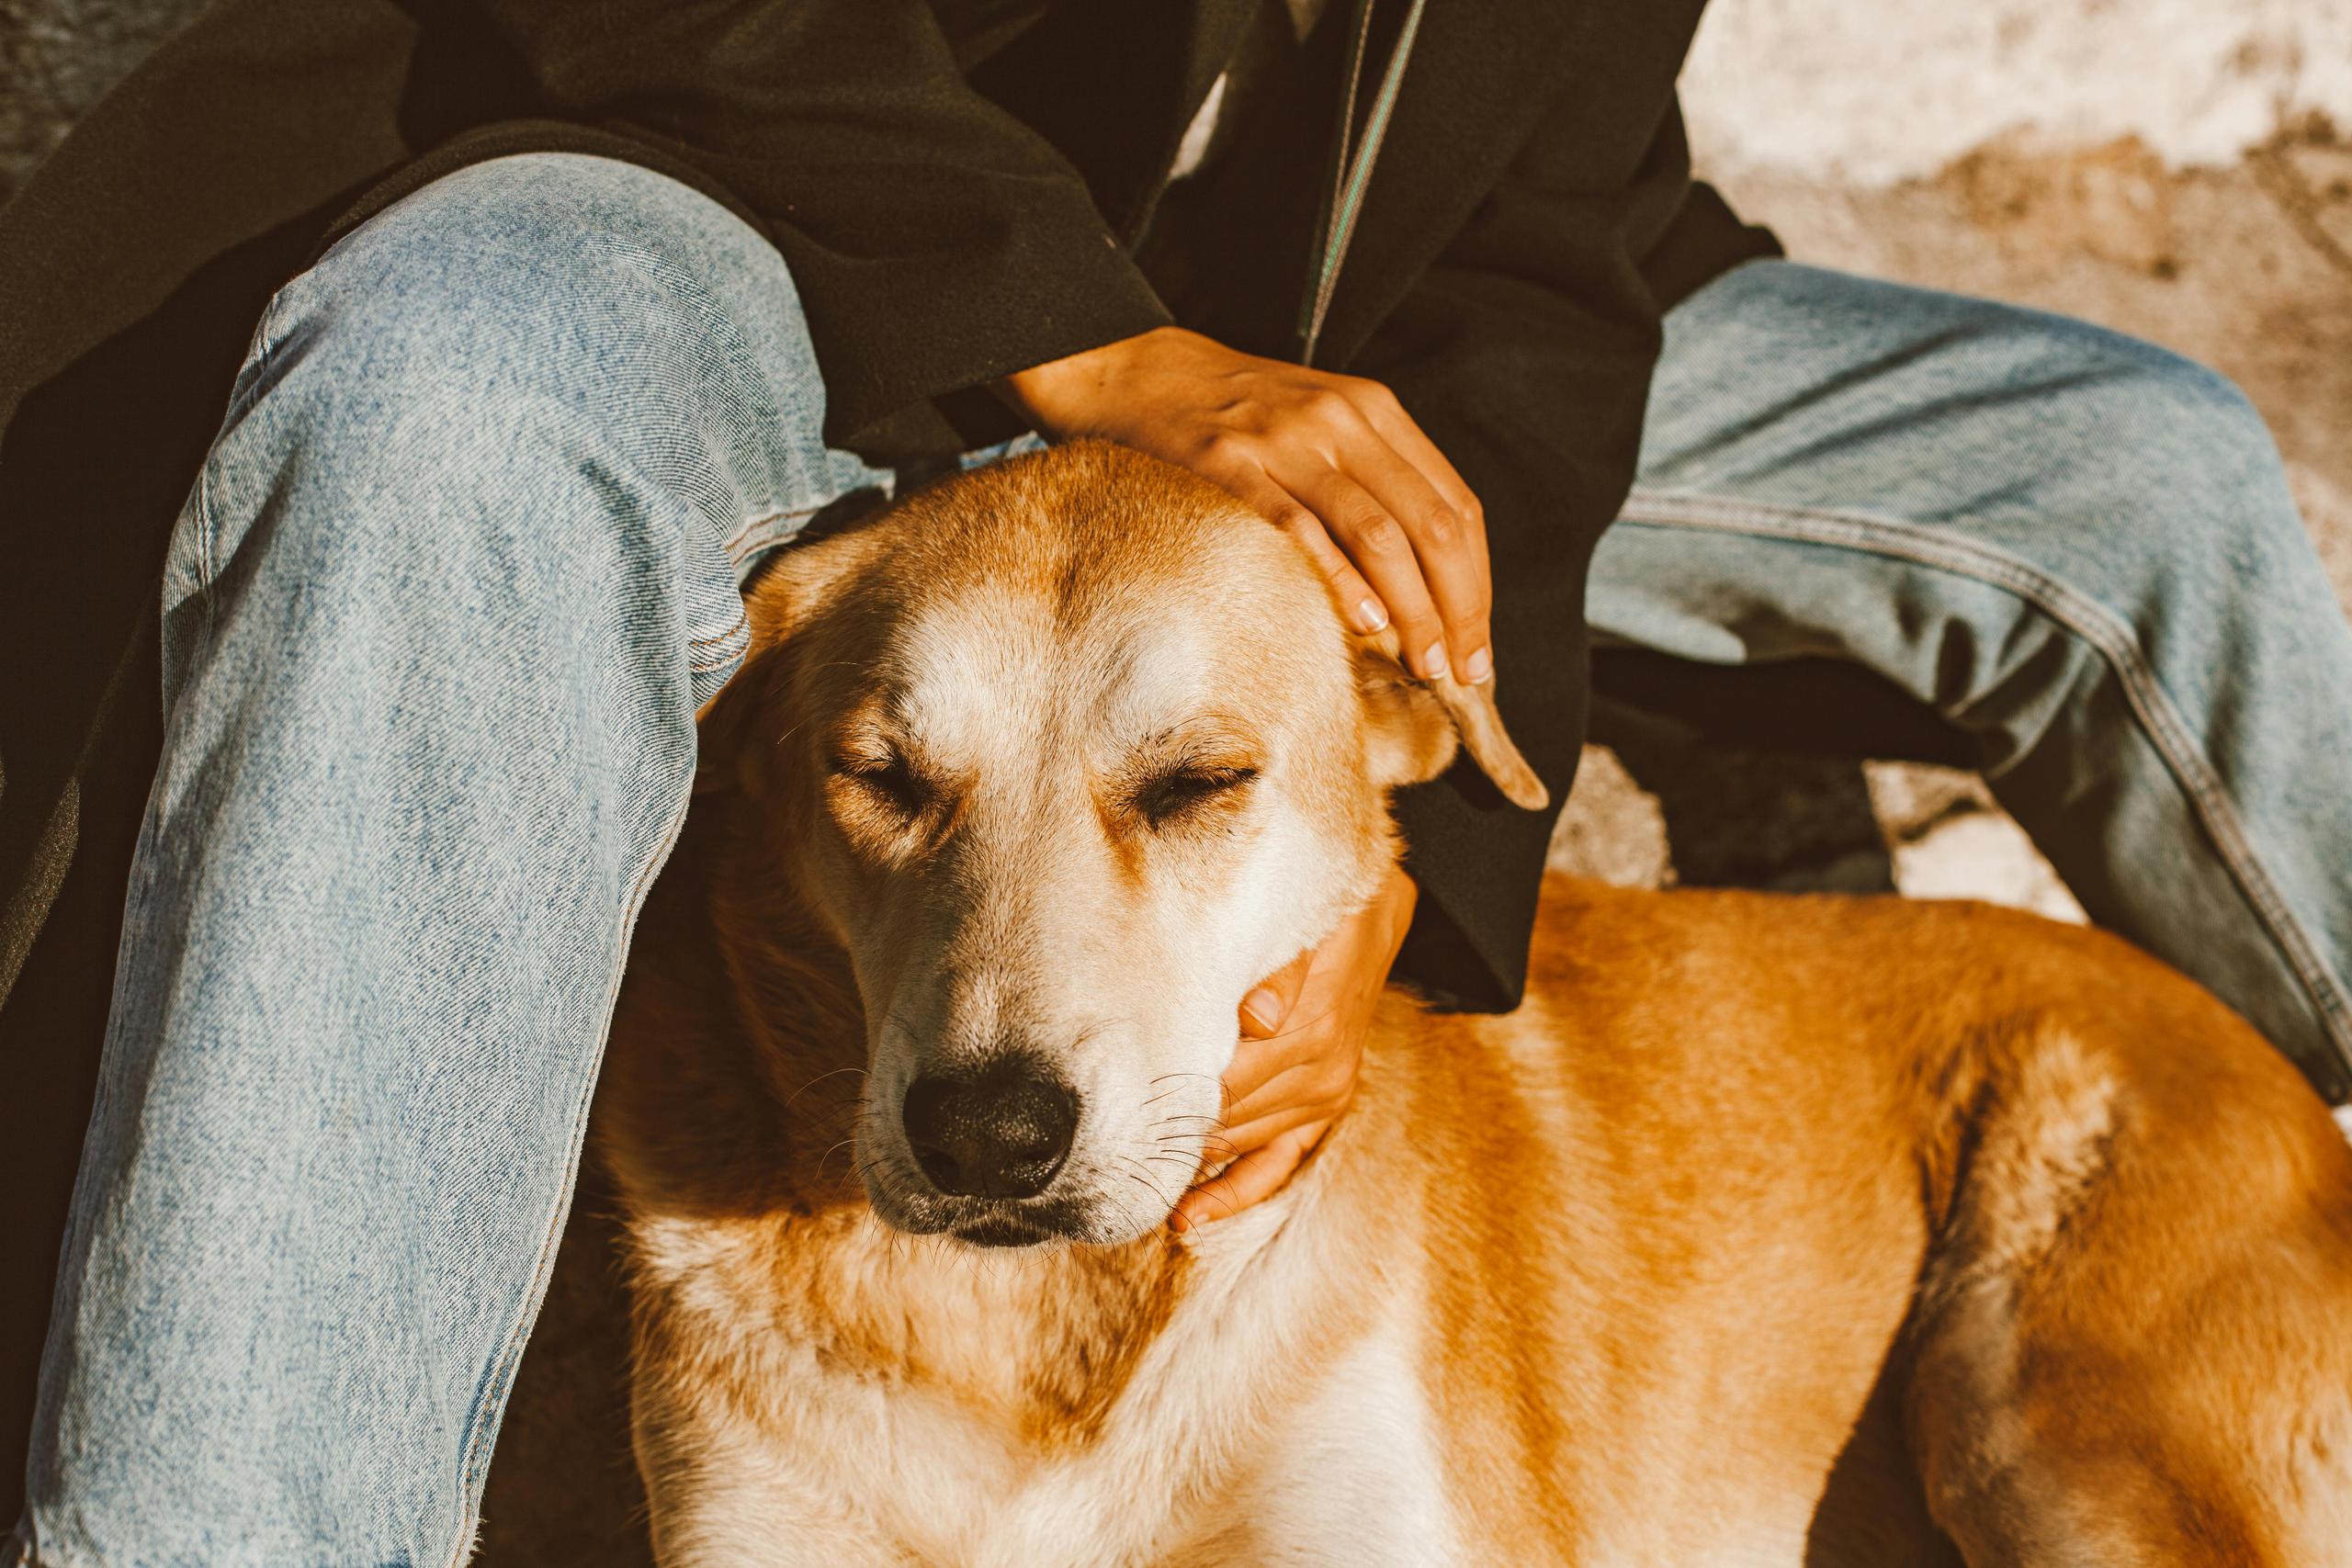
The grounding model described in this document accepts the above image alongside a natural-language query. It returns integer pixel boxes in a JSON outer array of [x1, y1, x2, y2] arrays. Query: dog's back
[[1355, 877, 2352, 1564]]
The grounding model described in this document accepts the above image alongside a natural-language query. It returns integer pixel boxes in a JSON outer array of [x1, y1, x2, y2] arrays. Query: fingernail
[[1240, 987, 1284, 1032], [1421, 642, 1450, 682], [1463, 645, 1493, 683], [1351, 596, 1389, 633]]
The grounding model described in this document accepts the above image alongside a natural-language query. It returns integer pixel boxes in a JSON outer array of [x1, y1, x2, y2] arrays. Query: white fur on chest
[[880, 1327, 1450, 1568], [1170, 1325, 1458, 1567], [639, 1198, 1453, 1566]]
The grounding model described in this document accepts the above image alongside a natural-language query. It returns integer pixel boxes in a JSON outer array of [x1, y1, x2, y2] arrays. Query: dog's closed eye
[[834, 750, 932, 819], [1132, 764, 1258, 829]]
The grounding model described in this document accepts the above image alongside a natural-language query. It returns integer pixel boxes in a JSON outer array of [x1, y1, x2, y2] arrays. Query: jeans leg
[[14, 152, 893, 1566], [1591, 260, 2352, 1102]]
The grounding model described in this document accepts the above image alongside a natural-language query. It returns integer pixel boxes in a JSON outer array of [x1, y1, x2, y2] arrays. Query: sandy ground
[[1682, 0, 2352, 185]]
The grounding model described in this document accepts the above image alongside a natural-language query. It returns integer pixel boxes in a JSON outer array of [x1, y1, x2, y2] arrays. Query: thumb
[[1172, 1122, 1326, 1233], [1239, 945, 1315, 1038]]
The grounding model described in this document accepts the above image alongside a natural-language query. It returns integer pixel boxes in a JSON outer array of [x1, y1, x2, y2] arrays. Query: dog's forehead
[[832, 448, 1349, 760], [888, 581, 1253, 759]]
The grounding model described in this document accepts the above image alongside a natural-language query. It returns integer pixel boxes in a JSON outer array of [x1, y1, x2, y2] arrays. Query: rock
[[1892, 811, 2088, 925], [1864, 762, 1996, 846], [1547, 746, 1672, 886]]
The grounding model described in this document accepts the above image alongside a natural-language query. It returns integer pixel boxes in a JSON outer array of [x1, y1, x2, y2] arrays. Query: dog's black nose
[[901, 1059, 1079, 1200]]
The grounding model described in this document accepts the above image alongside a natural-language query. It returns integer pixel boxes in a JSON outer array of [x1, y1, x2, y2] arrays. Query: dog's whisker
[[1113, 1168, 1171, 1210], [1156, 1130, 1233, 1148], [786, 1066, 870, 1110], [1114, 1154, 1179, 1207]]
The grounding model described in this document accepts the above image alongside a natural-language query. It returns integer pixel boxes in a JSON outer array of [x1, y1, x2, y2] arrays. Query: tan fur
[[600, 442, 2352, 1565]]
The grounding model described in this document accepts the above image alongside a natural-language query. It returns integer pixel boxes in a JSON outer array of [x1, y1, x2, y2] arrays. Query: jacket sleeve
[[474, 0, 1173, 453], [1352, 94, 1760, 1011]]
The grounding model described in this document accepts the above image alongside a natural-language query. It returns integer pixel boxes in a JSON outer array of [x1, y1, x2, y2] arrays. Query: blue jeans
[[13, 152, 2352, 1562], [1594, 261, 2352, 1098]]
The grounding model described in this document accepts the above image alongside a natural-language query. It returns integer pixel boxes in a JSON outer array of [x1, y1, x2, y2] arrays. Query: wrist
[[994, 337, 1124, 435], [993, 325, 1193, 436]]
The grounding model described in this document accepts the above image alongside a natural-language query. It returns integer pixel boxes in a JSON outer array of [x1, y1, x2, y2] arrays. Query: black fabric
[[1365, 64, 1754, 1008], [1591, 649, 1982, 770]]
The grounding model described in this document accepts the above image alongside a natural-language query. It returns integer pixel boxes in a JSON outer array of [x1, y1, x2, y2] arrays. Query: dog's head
[[696, 443, 1544, 1247]]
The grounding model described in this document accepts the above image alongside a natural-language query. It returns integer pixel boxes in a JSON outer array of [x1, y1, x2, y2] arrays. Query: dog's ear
[[694, 527, 882, 798], [1354, 625, 1549, 809], [694, 642, 786, 798]]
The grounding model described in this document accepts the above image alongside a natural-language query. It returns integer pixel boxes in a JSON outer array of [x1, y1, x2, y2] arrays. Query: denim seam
[[195, 290, 290, 600], [192, 460, 219, 611], [691, 645, 748, 676], [1613, 486, 2352, 1073], [442, 774, 696, 1567], [689, 611, 750, 665], [722, 502, 823, 563]]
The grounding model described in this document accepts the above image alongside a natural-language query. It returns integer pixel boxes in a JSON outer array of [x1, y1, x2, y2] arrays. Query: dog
[[594, 441, 2352, 1565]]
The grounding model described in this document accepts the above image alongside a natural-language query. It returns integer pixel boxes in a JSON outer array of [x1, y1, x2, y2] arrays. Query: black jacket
[[0, 0, 1777, 1509]]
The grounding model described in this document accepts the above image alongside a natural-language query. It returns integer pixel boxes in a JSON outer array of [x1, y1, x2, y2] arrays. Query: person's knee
[[204, 156, 798, 586], [2103, 345, 2280, 493], [2028, 321, 2283, 505], [288, 157, 757, 446], [2025, 323, 2303, 591]]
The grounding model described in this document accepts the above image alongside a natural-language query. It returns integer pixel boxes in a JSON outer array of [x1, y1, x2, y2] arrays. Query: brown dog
[[596, 441, 2352, 1565]]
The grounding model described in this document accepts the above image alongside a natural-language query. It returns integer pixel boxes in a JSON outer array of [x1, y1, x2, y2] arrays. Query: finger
[[1222, 1007, 1361, 1130], [1173, 1122, 1329, 1232], [1218, 1084, 1351, 1154], [1206, 466, 1389, 637], [1230, 889, 1388, 1100], [1219, 1023, 1329, 1111], [1282, 465, 1448, 680], [1239, 944, 1316, 1039], [1218, 1031, 1281, 1111], [1348, 437, 1492, 688], [1224, 988, 1355, 1111], [1278, 504, 1393, 637], [1348, 388, 1492, 682], [1352, 382, 1484, 551]]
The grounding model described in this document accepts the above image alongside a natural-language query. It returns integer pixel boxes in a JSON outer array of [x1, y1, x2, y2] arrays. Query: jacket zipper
[[1298, 0, 1429, 365]]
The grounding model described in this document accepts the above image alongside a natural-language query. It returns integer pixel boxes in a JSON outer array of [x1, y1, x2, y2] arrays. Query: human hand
[[997, 326, 1491, 685], [1171, 863, 1419, 1232]]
